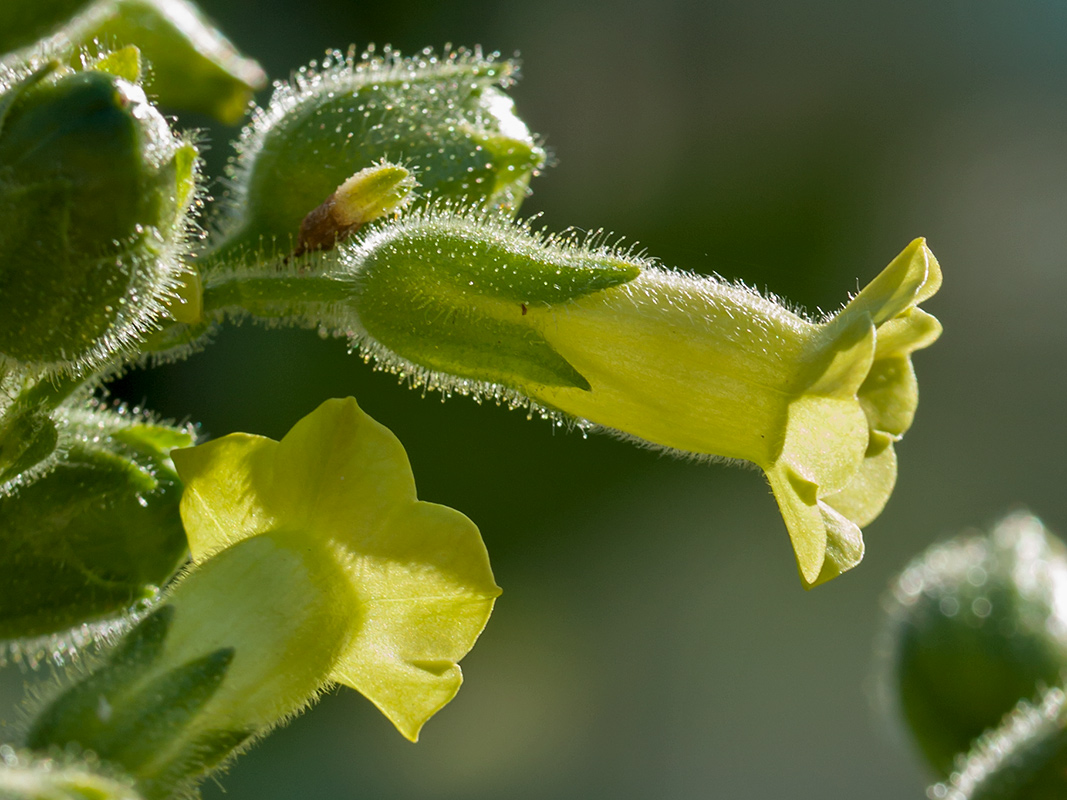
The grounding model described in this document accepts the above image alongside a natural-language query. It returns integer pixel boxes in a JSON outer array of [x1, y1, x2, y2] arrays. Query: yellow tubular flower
[[532, 239, 941, 587], [339, 210, 942, 588]]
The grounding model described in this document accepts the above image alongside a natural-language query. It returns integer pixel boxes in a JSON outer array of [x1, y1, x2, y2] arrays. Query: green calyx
[[205, 46, 546, 270], [0, 56, 198, 374], [0, 402, 193, 644], [341, 208, 642, 392], [26, 605, 248, 800]]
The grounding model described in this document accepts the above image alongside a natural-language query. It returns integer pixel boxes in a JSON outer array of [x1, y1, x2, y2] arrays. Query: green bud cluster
[[881, 512, 1067, 777], [205, 45, 545, 269], [0, 55, 198, 375], [0, 1, 951, 794]]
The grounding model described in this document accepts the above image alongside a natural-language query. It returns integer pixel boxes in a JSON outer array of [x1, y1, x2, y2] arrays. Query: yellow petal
[[269, 397, 415, 537], [328, 500, 500, 741], [822, 431, 898, 528], [171, 434, 280, 561], [174, 397, 500, 740]]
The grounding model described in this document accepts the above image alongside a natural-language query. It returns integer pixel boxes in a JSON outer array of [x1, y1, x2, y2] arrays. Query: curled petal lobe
[[766, 239, 941, 586]]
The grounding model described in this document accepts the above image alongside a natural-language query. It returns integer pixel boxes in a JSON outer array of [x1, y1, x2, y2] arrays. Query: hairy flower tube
[[27, 398, 499, 798], [0, 53, 198, 373], [327, 210, 942, 587]]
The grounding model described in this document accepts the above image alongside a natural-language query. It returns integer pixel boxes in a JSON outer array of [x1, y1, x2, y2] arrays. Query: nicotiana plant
[[0, 1, 945, 798]]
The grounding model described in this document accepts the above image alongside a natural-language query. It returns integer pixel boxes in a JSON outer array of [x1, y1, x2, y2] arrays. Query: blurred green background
[[12, 0, 1067, 797]]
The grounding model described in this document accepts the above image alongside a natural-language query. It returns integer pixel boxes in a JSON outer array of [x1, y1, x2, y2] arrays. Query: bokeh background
[[10, 1, 1067, 797]]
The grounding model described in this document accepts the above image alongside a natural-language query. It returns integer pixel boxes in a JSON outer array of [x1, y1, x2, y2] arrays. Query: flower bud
[[1, 0, 266, 124], [0, 402, 192, 647], [206, 46, 545, 268], [0, 58, 198, 374], [881, 513, 1067, 776], [293, 160, 416, 256], [335, 209, 941, 586]]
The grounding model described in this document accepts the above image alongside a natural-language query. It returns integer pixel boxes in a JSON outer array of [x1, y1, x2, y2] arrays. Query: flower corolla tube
[[338, 211, 942, 588]]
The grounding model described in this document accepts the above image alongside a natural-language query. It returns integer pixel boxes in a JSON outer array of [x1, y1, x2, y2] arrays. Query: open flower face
[[170, 397, 501, 741], [339, 210, 942, 588]]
